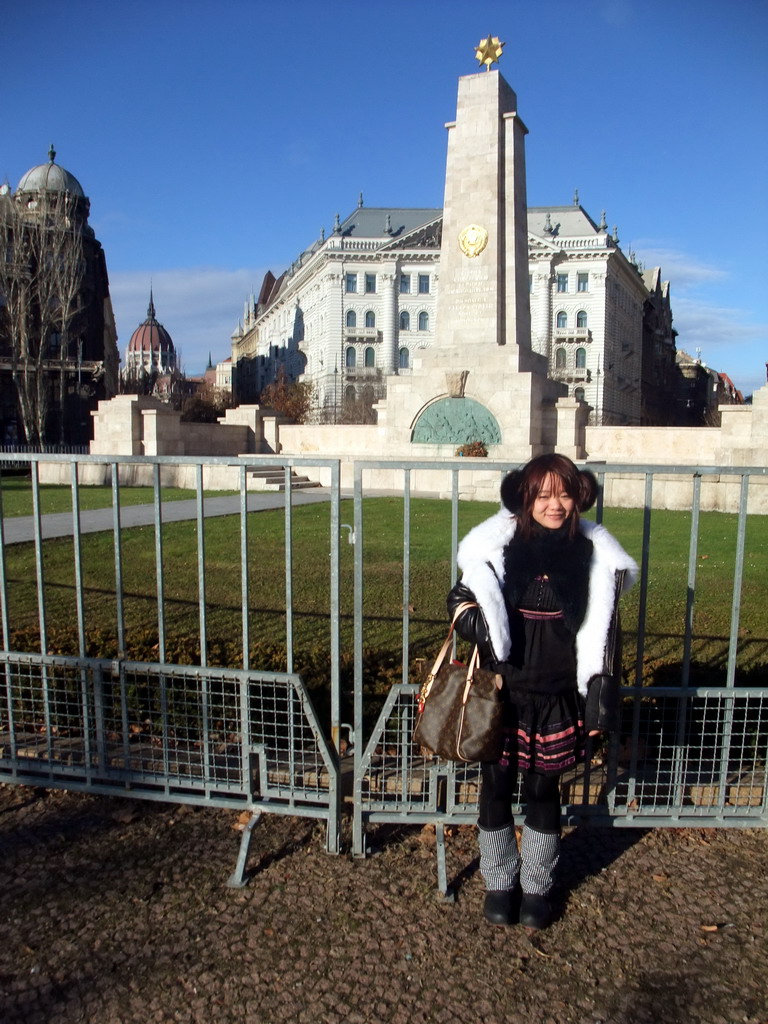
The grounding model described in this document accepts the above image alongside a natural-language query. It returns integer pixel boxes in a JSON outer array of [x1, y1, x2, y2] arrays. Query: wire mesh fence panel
[[0, 653, 339, 821], [0, 655, 96, 773], [613, 687, 768, 820], [358, 685, 439, 813]]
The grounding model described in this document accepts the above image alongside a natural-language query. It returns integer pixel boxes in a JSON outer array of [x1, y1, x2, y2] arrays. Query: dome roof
[[127, 293, 175, 355], [17, 146, 85, 199]]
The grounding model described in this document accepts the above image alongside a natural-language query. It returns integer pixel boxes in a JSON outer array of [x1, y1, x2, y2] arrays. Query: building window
[[556, 273, 568, 293], [345, 347, 356, 368], [576, 310, 588, 329], [399, 311, 410, 331], [556, 311, 567, 329], [555, 347, 566, 369], [574, 387, 585, 402], [365, 273, 376, 294], [346, 309, 357, 328], [576, 347, 587, 369], [345, 273, 357, 294], [364, 346, 375, 368], [577, 273, 589, 292], [399, 347, 410, 369], [418, 311, 429, 331], [365, 310, 376, 329], [400, 274, 411, 294], [418, 274, 430, 294]]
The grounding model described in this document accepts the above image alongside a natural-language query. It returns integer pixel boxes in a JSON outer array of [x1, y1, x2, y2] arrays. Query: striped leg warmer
[[519, 825, 560, 896], [478, 823, 520, 892]]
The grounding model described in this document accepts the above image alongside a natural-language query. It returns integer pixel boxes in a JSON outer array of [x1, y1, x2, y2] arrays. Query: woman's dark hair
[[500, 453, 598, 539]]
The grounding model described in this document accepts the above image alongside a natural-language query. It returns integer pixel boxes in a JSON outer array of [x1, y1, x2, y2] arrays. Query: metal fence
[[0, 454, 766, 890], [0, 651, 339, 885], [0, 453, 343, 883]]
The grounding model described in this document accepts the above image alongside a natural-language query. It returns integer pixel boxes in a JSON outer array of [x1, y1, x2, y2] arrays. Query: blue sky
[[2, 0, 766, 396]]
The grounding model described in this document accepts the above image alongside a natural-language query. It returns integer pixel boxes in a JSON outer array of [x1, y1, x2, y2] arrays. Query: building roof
[[16, 146, 85, 199], [337, 206, 442, 239], [528, 205, 604, 239], [127, 293, 175, 355]]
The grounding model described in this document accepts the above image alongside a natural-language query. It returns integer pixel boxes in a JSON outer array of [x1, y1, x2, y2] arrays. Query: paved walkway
[[1, 489, 339, 544], [1, 784, 766, 1024]]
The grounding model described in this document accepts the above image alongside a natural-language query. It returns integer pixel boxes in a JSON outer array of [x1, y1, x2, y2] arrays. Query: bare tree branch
[[0, 189, 86, 444]]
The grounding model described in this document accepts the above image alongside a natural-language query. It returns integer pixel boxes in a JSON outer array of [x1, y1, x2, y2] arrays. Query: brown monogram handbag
[[413, 604, 504, 763]]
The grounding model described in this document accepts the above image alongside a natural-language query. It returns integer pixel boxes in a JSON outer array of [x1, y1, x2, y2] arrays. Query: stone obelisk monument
[[380, 37, 566, 459], [439, 58, 532, 360]]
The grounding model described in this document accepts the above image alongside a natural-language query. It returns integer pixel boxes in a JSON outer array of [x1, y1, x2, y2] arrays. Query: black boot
[[519, 826, 560, 930], [519, 892, 554, 930], [483, 889, 518, 926], [478, 823, 521, 927]]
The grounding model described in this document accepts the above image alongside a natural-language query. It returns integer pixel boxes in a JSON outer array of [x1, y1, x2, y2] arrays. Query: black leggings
[[478, 761, 561, 834]]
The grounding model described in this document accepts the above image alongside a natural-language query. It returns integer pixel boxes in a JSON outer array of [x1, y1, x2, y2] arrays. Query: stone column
[[555, 397, 588, 460], [380, 270, 397, 374], [533, 266, 553, 360]]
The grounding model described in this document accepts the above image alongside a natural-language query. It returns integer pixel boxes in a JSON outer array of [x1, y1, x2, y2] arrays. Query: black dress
[[495, 573, 586, 775]]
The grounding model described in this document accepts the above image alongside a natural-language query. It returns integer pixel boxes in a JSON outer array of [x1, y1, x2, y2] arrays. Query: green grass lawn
[[0, 475, 236, 517], [3, 497, 767, 689]]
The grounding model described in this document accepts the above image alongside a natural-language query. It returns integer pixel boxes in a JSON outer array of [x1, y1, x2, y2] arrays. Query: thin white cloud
[[633, 243, 766, 394], [671, 295, 767, 395], [633, 245, 728, 290], [595, 0, 635, 26], [110, 266, 269, 375]]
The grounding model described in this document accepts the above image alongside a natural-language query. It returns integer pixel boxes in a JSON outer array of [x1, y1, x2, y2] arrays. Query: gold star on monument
[[475, 35, 505, 71]]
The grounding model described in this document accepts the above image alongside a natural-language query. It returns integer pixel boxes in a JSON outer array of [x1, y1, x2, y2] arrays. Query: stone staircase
[[247, 467, 321, 491]]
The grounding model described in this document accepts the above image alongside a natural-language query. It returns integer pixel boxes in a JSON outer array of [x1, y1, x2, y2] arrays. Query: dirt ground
[[0, 784, 766, 1024]]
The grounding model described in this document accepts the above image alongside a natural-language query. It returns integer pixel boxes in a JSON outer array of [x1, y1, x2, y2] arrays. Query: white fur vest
[[456, 510, 639, 696]]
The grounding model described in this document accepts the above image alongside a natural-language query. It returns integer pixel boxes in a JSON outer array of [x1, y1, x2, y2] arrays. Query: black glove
[[447, 581, 491, 649]]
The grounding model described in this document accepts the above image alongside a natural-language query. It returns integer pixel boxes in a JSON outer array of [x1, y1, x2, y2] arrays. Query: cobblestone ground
[[1, 784, 766, 1024]]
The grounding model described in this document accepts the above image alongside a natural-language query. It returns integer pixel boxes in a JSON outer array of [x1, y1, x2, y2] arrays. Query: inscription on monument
[[441, 264, 496, 323]]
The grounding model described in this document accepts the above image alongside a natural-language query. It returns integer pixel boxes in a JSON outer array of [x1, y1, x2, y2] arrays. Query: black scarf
[[501, 522, 593, 632]]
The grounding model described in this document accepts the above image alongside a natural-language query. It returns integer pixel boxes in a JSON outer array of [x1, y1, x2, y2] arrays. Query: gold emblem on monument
[[475, 35, 505, 71], [458, 224, 489, 259]]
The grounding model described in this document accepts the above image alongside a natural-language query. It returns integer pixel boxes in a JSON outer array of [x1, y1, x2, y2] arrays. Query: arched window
[[574, 387, 585, 402], [399, 311, 410, 331], [576, 347, 587, 369], [345, 347, 356, 368], [344, 385, 356, 405], [399, 347, 410, 369], [576, 310, 588, 329], [556, 311, 567, 329], [418, 311, 429, 331], [364, 347, 375, 368], [555, 347, 566, 369], [365, 310, 376, 329], [346, 309, 357, 328]]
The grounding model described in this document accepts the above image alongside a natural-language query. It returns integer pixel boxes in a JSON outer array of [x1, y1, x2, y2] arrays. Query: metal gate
[[0, 453, 343, 883], [0, 651, 339, 884]]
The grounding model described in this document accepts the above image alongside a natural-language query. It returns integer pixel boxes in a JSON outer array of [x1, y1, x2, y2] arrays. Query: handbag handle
[[417, 602, 478, 708]]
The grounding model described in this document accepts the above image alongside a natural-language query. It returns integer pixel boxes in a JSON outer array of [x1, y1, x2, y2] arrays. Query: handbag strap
[[462, 646, 481, 705], [417, 602, 477, 706]]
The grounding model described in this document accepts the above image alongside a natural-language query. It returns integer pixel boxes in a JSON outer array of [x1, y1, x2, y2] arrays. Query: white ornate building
[[231, 195, 673, 426]]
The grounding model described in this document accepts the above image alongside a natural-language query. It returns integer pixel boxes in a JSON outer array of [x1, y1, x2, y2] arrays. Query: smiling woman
[[447, 453, 638, 930]]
